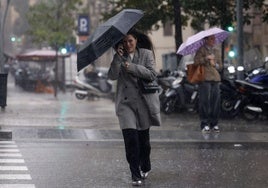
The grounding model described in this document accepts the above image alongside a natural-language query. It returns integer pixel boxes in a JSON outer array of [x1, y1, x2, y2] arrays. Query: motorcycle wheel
[[220, 96, 240, 118], [75, 93, 86, 100], [161, 96, 177, 115], [242, 105, 259, 121]]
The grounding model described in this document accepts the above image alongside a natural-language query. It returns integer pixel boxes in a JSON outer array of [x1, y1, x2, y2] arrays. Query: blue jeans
[[198, 81, 220, 129]]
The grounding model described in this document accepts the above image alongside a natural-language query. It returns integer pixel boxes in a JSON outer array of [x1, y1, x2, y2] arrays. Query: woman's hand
[[117, 44, 125, 57], [210, 59, 216, 67], [207, 54, 216, 67], [207, 54, 215, 60], [124, 62, 130, 69]]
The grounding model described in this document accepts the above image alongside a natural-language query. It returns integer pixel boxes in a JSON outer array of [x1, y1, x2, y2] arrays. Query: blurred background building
[[2, 0, 268, 72]]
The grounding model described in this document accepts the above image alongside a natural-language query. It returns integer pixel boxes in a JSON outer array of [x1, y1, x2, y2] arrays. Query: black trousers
[[122, 128, 151, 180]]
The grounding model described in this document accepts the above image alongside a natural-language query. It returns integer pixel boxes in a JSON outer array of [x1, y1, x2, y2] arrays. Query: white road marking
[[0, 149, 20, 153], [0, 184, 35, 188], [0, 159, 25, 163], [0, 145, 18, 148], [0, 142, 35, 188], [0, 153, 22, 157], [0, 174, 32, 180], [0, 166, 28, 171], [0, 141, 15, 144]]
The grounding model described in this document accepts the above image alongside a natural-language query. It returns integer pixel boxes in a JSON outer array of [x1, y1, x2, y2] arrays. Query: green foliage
[[104, 0, 179, 32], [181, 0, 267, 31], [26, 0, 82, 49], [105, 0, 267, 32]]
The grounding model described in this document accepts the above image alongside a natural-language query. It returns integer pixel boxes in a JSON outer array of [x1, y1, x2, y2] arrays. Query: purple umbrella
[[177, 27, 229, 56]]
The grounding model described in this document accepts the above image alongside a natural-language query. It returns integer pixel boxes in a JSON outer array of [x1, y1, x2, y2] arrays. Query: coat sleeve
[[127, 49, 158, 81], [108, 54, 123, 80]]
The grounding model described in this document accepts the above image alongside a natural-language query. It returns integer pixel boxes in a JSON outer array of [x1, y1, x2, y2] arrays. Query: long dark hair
[[113, 28, 155, 58], [127, 28, 155, 58]]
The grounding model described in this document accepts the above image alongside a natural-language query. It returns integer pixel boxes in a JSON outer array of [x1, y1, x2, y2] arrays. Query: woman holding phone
[[108, 29, 161, 186]]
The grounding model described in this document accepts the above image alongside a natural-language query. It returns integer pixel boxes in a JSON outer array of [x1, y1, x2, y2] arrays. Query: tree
[[105, 0, 268, 42], [181, 0, 267, 31], [104, 0, 185, 63], [26, 0, 82, 97], [26, 0, 82, 49]]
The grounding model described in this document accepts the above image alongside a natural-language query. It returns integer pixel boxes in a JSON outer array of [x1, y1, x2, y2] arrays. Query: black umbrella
[[77, 9, 144, 72]]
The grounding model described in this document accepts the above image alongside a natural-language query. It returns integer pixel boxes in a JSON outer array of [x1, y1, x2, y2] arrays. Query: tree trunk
[[173, 0, 183, 66]]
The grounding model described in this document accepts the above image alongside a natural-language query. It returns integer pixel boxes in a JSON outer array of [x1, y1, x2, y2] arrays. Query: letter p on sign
[[78, 15, 89, 35]]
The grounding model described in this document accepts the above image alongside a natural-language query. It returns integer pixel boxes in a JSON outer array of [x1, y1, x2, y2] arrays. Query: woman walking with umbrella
[[108, 29, 161, 186]]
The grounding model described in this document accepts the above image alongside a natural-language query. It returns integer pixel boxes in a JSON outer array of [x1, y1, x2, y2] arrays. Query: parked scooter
[[74, 67, 116, 100], [160, 70, 199, 114]]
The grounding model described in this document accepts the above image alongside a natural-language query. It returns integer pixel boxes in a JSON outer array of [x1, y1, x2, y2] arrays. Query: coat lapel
[[132, 49, 140, 64]]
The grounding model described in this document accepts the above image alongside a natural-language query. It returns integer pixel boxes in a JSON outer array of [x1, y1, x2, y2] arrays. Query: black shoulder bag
[[138, 78, 160, 94]]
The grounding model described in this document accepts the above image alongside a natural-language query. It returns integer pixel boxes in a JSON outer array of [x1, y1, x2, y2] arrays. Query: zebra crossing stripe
[[0, 166, 28, 171], [0, 159, 25, 163], [0, 174, 32, 180], [0, 141, 15, 144], [0, 149, 20, 153], [0, 153, 22, 157], [0, 185, 35, 188], [0, 145, 18, 148]]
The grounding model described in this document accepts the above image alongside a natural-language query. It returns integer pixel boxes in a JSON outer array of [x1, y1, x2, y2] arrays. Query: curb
[[6, 128, 268, 143]]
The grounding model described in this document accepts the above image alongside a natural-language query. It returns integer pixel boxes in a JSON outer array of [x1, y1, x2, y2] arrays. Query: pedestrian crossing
[[0, 141, 35, 188]]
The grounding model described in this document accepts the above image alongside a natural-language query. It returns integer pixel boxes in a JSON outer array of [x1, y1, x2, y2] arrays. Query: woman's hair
[[127, 28, 155, 57], [113, 28, 155, 58]]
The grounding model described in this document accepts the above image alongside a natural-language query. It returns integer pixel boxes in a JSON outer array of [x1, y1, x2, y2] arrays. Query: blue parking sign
[[78, 15, 89, 35]]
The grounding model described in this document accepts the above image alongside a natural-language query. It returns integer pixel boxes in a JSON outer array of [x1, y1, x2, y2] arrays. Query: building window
[[163, 21, 173, 36]]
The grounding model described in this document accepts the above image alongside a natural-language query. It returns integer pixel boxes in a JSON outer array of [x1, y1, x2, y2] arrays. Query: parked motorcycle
[[74, 67, 116, 100], [220, 78, 243, 118], [160, 70, 199, 114], [220, 60, 268, 120], [235, 78, 268, 120]]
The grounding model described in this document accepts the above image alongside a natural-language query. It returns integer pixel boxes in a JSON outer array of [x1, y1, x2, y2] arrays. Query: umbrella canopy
[[177, 27, 229, 56], [77, 9, 144, 72]]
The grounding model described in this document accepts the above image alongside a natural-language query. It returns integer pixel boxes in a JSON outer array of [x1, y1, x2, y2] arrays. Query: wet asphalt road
[[0, 75, 268, 188], [2, 140, 267, 188], [1, 75, 268, 142]]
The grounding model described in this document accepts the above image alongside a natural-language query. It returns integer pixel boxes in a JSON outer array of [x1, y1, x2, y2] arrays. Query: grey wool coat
[[108, 48, 161, 130]]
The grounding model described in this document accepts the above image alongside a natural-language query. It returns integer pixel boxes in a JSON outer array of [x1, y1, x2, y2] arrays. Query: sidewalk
[[1, 74, 268, 143]]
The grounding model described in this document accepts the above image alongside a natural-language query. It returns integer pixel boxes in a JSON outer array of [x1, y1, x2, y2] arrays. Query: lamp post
[[236, 0, 244, 80]]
